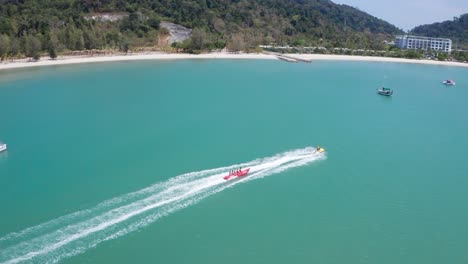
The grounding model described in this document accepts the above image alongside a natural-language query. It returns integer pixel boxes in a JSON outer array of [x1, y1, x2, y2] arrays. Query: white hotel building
[[395, 35, 452, 52]]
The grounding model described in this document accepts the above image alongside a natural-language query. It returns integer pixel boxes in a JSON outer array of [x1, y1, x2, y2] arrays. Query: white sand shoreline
[[0, 52, 467, 71], [289, 54, 468, 68], [0, 53, 276, 71]]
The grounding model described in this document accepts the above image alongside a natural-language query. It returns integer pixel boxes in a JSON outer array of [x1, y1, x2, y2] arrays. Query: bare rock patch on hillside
[[160, 22, 192, 44]]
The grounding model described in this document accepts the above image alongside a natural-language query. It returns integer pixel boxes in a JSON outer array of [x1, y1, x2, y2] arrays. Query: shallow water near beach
[[0, 59, 467, 263]]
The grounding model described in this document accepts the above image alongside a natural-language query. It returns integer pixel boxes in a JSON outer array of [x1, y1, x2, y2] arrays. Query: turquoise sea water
[[0, 60, 467, 264]]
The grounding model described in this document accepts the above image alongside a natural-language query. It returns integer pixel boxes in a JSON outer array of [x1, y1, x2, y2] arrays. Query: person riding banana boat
[[230, 168, 242, 175], [316, 145, 325, 153]]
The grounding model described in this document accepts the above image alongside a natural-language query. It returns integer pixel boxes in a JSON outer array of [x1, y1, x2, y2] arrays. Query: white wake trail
[[0, 147, 325, 264]]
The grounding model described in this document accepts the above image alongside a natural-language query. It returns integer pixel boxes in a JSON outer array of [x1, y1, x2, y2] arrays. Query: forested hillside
[[0, 0, 403, 59], [411, 14, 468, 49]]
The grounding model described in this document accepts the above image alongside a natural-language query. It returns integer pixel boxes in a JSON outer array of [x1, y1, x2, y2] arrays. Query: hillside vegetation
[[0, 0, 403, 59], [411, 13, 468, 50]]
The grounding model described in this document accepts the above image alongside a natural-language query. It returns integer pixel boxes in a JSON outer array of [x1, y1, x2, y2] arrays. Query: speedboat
[[377, 87, 393, 96], [443, 80, 455, 86], [223, 168, 250, 180], [0, 142, 7, 152]]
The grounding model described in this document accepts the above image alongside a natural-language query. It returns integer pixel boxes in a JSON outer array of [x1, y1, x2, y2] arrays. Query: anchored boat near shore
[[0, 142, 7, 152], [443, 80, 456, 86], [377, 87, 393, 96]]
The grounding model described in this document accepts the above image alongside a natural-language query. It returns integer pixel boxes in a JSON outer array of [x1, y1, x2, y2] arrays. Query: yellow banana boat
[[316, 146, 325, 153]]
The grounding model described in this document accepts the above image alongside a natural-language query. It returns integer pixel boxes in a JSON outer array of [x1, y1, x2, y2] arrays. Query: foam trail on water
[[0, 147, 325, 264], [0, 162, 255, 246]]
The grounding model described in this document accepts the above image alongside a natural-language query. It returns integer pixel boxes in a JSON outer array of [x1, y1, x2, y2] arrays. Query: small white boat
[[443, 80, 456, 86], [377, 87, 393, 96], [0, 142, 7, 152]]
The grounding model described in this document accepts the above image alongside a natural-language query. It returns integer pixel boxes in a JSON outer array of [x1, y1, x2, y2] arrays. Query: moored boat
[[442, 80, 456, 86], [377, 87, 393, 96], [0, 142, 7, 152]]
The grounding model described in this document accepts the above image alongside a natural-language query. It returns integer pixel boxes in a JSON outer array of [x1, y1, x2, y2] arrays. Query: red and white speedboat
[[223, 168, 250, 180]]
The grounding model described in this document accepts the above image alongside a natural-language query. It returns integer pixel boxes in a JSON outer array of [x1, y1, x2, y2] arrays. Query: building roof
[[396, 35, 451, 42]]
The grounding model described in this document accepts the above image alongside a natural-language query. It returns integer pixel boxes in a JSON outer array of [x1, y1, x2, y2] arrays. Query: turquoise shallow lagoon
[[0, 60, 467, 263]]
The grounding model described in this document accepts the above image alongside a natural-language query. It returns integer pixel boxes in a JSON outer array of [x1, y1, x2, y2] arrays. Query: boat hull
[[223, 168, 250, 180], [377, 90, 393, 96]]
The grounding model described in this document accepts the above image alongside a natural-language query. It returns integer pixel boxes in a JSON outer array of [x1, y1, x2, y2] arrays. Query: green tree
[[75, 31, 85, 50], [437, 52, 448, 61], [213, 39, 226, 49], [212, 18, 225, 33], [190, 28, 207, 51], [119, 38, 129, 54], [172, 39, 192, 51], [229, 33, 245, 52], [48, 44, 57, 59], [451, 51, 467, 62], [83, 30, 98, 50], [0, 34, 11, 60], [404, 49, 422, 59], [9, 37, 19, 57], [25, 35, 41, 60], [148, 16, 160, 30], [292, 38, 306, 46], [0, 18, 14, 35]]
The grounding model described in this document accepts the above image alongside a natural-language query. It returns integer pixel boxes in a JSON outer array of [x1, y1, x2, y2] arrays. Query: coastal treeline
[[0, 0, 403, 59], [411, 14, 468, 50], [164, 0, 403, 51], [0, 1, 163, 60]]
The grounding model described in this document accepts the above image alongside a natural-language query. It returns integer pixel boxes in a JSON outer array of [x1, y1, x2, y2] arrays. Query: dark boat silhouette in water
[[442, 80, 455, 86]]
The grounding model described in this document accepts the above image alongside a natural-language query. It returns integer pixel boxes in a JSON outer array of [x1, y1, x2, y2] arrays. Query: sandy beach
[[288, 54, 468, 67], [0, 52, 467, 71], [0, 52, 275, 71]]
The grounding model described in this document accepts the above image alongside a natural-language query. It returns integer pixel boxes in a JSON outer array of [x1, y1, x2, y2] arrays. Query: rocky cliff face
[[160, 22, 192, 44]]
